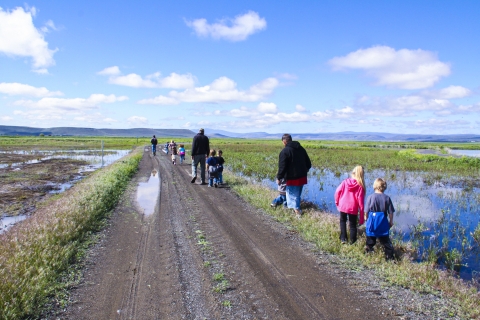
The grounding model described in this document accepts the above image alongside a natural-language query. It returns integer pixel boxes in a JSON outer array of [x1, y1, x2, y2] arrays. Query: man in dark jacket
[[191, 128, 210, 184], [276, 134, 311, 218], [150, 135, 158, 156]]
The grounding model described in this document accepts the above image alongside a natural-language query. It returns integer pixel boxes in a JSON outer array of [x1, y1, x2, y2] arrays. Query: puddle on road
[[0, 215, 28, 234], [136, 170, 160, 216]]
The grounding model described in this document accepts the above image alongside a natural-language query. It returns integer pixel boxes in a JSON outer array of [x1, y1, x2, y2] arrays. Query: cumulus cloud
[[138, 76, 279, 105], [1, 115, 13, 121], [312, 106, 355, 119], [127, 115, 148, 125], [185, 11, 266, 41], [98, 66, 196, 89], [0, 7, 57, 71], [295, 104, 306, 112], [0, 82, 62, 97], [422, 85, 472, 99], [14, 94, 128, 111], [329, 46, 450, 89], [401, 118, 471, 132], [73, 113, 118, 124]]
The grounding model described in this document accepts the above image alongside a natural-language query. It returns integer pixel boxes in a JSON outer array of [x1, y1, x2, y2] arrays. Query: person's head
[[171, 140, 174, 143], [351, 165, 365, 190], [373, 178, 387, 193], [199, 128, 204, 134], [209, 149, 216, 157], [281, 134, 292, 146], [218, 149, 223, 156], [179, 144, 184, 148], [153, 135, 156, 138]]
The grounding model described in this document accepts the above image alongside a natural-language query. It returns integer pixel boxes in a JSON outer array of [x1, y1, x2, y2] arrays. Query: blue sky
[[1, 1, 479, 134]]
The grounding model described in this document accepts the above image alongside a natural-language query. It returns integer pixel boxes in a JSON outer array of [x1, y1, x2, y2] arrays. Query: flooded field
[[263, 168, 480, 280], [0, 148, 131, 232]]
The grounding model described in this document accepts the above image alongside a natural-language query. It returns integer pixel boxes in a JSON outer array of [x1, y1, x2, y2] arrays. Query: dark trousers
[[340, 212, 357, 244], [366, 236, 394, 260]]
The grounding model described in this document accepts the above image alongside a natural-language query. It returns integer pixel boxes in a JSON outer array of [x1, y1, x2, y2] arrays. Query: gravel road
[[59, 149, 462, 319]]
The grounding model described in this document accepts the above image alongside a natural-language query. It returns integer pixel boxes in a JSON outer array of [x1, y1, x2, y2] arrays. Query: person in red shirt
[[276, 134, 311, 219]]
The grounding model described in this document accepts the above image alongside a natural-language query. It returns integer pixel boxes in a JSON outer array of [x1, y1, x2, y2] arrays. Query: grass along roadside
[[0, 148, 142, 319], [224, 170, 480, 319]]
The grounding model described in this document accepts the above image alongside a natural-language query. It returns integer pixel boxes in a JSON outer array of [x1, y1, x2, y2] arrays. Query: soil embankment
[[62, 149, 388, 319]]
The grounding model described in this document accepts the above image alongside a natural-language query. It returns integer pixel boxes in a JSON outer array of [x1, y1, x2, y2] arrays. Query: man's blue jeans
[[286, 185, 304, 210], [192, 155, 206, 182]]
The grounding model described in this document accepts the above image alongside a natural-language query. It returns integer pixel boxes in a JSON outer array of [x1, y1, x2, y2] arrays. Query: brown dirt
[[59, 149, 392, 319]]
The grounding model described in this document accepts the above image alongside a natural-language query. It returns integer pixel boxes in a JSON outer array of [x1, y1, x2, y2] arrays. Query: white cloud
[[404, 118, 470, 131], [185, 11, 266, 42], [138, 76, 279, 105], [14, 94, 128, 111], [98, 66, 196, 89], [422, 85, 472, 99], [1, 115, 13, 121], [0, 82, 62, 97], [295, 104, 306, 112], [73, 113, 118, 124], [329, 46, 450, 89], [257, 102, 278, 113], [312, 106, 355, 119], [0, 7, 57, 71], [127, 115, 148, 125], [97, 66, 121, 76]]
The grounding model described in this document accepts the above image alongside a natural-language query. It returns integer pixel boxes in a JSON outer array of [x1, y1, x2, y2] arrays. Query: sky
[[1, 0, 479, 134]]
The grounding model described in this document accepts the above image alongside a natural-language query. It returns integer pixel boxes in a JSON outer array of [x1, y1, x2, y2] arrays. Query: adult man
[[191, 128, 210, 185], [276, 134, 311, 218], [151, 135, 158, 156]]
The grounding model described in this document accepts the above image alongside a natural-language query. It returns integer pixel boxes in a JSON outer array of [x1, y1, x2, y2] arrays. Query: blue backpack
[[366, 211, 390, 237]]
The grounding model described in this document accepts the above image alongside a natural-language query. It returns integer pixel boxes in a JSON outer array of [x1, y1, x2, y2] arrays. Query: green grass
[[0, 148, 142, 319], [224, 170, 480, 319]]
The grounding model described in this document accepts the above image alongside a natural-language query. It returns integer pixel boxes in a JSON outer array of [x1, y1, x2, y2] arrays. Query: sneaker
[[191, 177, 196, 183], [270, 203, 278, 208], [200, 181, 208, 185], [294, 209, 302, 219], [208, 185, 212, 187], [214, 183, 218, 188]]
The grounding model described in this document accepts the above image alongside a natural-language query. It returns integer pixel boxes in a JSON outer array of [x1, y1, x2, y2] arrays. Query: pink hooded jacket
[[335, 178, 365, 224]]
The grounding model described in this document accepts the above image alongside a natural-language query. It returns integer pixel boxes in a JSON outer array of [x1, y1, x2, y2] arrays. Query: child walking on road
[[206, 149, 219, 187], [365, 178, 395, 260], [334, 165, 365, 244], [216, 150, 225, 184], [171, 144, 177, 165], [178, 144, 186, 164]]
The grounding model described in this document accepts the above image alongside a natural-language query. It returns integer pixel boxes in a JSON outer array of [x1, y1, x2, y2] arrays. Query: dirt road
[[62, 149, 388, 319]]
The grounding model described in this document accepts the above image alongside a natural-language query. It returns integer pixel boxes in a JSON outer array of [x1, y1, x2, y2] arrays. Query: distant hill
[[1, 125, 479, 142], [0, 125, 196, 138]]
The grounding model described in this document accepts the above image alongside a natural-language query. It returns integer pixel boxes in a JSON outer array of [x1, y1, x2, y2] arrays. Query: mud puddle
[[136, 169, 160, 216], [0, 214, 28, 234]]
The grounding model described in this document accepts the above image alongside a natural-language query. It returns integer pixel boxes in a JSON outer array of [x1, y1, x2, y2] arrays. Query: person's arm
[[388, 213, 394, 227], [276, 150, 287, 180], [303, 147, 312, 171], [334, 182, 343, 207], [357, 188, 365, 225]]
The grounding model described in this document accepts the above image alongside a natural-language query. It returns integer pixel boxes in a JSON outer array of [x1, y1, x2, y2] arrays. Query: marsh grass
[[224, 170, 480, 319], [0, 148, 142, 319]]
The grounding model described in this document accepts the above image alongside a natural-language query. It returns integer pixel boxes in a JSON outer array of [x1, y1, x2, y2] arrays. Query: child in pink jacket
[[335, 165, 365, 244]]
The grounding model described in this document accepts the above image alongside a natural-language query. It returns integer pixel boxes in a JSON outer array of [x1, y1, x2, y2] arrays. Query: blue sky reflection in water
[[264, 168, 480, 281], [136, 170, 160, 216]]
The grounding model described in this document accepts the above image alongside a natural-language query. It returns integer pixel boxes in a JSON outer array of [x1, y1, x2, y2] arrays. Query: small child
[[216, 150, 225, 184], [178, 144, 186, 164], [271, 178, 287, 208], [171, 144, 177, 165], [334, 165, 365, 244], [206, 149, 218, 187], [365, 178, 395, 260]]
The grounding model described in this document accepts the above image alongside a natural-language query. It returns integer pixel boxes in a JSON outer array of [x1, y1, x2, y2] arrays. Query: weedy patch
[[224, 170, 480, 319], [0, 148, 142, 319]]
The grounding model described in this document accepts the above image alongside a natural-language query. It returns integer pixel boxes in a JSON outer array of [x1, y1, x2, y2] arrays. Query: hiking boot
[[200, 181, 207, 185], [191, 177, 196, 183]]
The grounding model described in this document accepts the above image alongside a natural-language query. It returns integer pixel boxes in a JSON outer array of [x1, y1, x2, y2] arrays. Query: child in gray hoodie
[[271, 178, 287, 208]]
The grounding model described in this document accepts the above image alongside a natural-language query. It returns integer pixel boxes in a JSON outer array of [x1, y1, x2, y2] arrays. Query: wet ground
[[56, 149, 464, 319], [0, 157, 89, 218]]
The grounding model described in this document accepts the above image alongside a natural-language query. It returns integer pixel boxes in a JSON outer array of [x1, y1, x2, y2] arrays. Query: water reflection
[[136, 170, 160, 216], [449, 149, 480, 157], [262, 168, 480, 280], [0, 215, 28, 234]]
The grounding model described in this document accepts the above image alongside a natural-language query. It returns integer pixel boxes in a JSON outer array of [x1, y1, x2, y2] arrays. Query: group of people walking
[[152, 129, 395, 260]]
